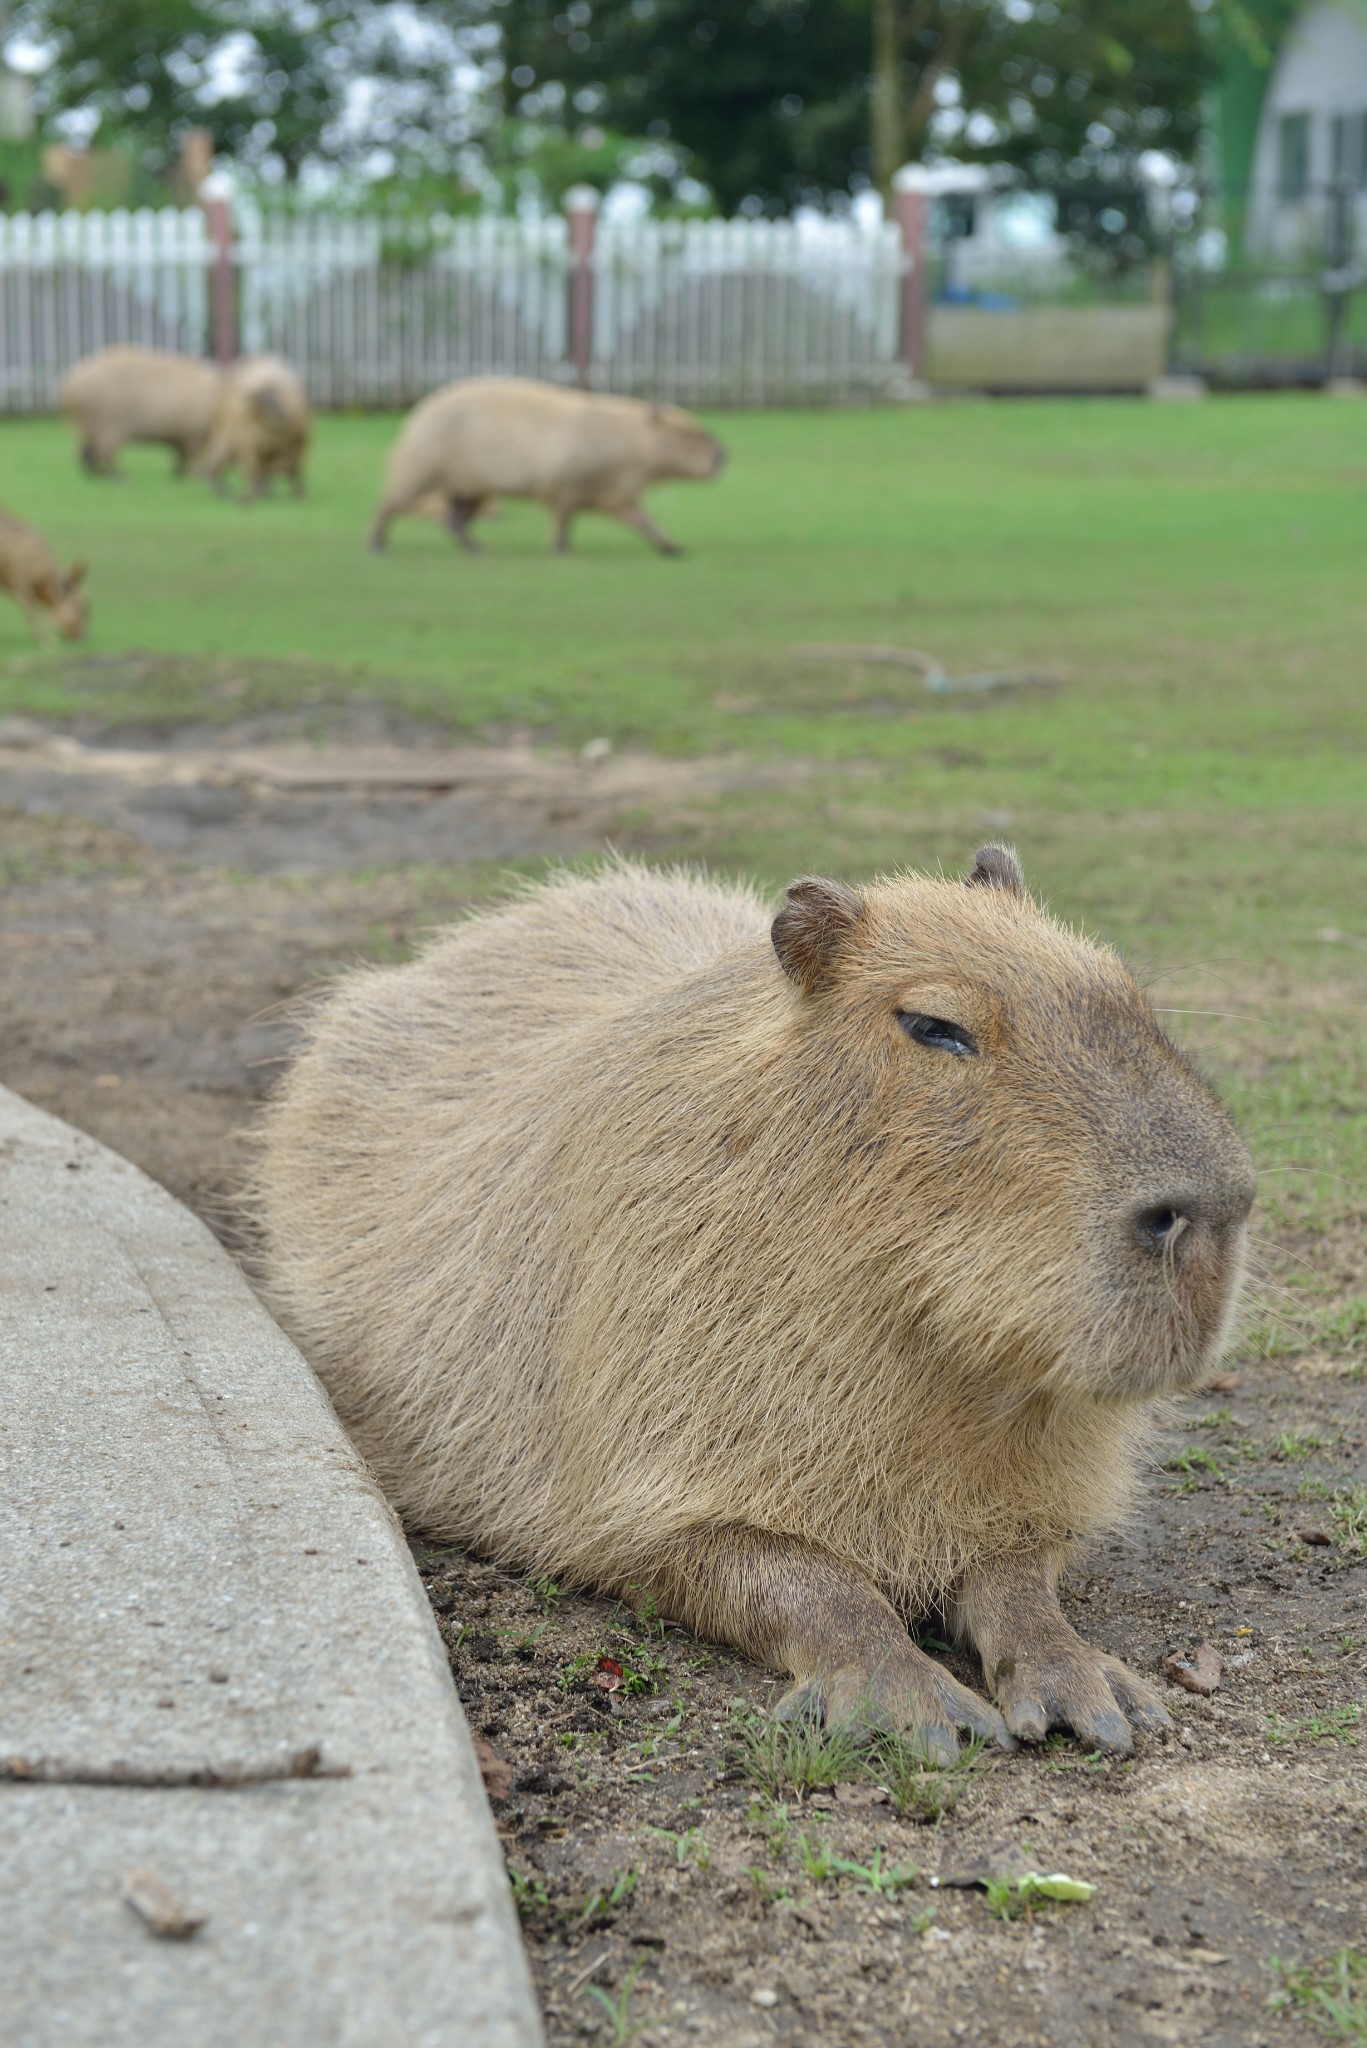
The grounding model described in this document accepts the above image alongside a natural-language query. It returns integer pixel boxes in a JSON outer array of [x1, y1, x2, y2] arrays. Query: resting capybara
[[0, 508, 87, 641], [59, 345, 222, 477], [199, 353, 312, 500], [368, 376, 724, 556], [255, 853, 1256, 1760]]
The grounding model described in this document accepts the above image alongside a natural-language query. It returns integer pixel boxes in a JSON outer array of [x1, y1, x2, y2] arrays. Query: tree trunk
[[871, 0, 904, 200]]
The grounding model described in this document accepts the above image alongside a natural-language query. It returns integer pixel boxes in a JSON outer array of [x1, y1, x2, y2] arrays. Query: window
[[1330, 110, 1367, 191], [1278, 111, 1310, 202]]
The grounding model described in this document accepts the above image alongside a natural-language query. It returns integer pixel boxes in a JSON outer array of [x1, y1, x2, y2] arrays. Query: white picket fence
[[0, 209, 212, 413], [0, 205, 908, 413]]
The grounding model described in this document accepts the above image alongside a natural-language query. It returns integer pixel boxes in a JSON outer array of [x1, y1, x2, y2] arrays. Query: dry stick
[[565, 1951, 614, 1996]]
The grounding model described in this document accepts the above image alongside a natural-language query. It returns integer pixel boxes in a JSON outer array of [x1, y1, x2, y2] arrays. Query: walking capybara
[[368, 376, 724, 556], [199, 353, 312, 500], [255, 853, 1256, 1760], [0, 508, 87, 641], [59, 346, 222, 477]]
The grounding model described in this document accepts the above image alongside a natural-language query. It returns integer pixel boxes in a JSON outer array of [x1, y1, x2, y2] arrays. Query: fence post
[[203, 195, 237, 364], [891, 166, 929, 391], [1323, 179, 1357, 390], [564, 184, 599, 389]]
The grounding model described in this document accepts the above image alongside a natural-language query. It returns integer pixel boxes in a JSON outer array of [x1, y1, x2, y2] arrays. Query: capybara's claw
[[779, 1659, 1014, 1766], [993, 1642, 1168, 1755]]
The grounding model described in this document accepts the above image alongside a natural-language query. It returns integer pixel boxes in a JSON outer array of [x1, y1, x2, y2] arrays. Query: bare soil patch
[[2, 714, 1363, 2048]]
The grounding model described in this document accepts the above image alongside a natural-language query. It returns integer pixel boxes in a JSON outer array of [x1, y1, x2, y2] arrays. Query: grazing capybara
[[59, 345, 222, 477], [368, 376, 724, 556], [199, 353, 312, 500], [0, 508, 87, 641], [255, 853, 1256, 1760]]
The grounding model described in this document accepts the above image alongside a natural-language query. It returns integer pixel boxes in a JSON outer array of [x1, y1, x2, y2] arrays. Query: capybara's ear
[[66, 560, 88, 589], [772, 877, 866, 995], [965, 844, 1027, 900]]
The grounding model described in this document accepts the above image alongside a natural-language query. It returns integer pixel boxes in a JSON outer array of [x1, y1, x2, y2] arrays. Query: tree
[[493, 0, 1217, 214]]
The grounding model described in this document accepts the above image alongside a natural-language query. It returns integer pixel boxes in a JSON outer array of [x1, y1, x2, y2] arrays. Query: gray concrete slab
[[0, 1085, 543, 2048]]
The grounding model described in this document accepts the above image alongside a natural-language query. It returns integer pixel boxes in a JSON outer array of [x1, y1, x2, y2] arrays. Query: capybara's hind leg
[[646, 1526, 1012, 1766], [444, 495, 484, 553], [368, 504, 396, 553], [953, 1551, 1172, 1758], [615, 502, 682, 556]]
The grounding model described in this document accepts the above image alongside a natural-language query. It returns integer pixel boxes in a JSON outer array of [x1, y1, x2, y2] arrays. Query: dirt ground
[[3, 710, 1364, 2048]]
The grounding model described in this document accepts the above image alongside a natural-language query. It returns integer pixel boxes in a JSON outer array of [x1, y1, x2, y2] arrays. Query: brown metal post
[[893, 179, 927, 382], [564, 185, 599, 389], [203, 196, 237, 364]]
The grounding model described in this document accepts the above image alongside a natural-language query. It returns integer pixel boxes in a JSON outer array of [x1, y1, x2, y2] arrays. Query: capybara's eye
[[895, 1011, 978, 1057]]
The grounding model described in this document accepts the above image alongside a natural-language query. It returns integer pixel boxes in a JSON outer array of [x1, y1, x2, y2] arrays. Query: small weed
[[577, 1867, 640, 1924], [745, 1865, 793, 1905], [911, 1906, 937, 1934], [586, 1960, 649, 2046], [529, 1575, 562, 1610], [643, 1825, 710, 1871], [558, 1731, 578, 1751], [1316, 1298, 1367, 1358], [1300, 1483, 1367, 1556], [1188, 1406, 1235, 1430], [870, 1730, 990, 1820], [1270, 1948, 1367, 2044], [1040, 1736, 1109, 1774], [795, 1832, 840, 1883], [827, 1847, 921, 1897], [745, 1793, 793, 1861], [1165, 1446, 1224, 1480], [557, 1650, 598, 1695], [733, 1708, 867, 1801], [500, 1621, 550, 1658], [1266, 1704, 1361, 1747], [984, 1875, 1032, 1922], [508, 1869, 550, 1916], [1273, 1428, 1325, 1462], [626, 1586, 667, 1639]]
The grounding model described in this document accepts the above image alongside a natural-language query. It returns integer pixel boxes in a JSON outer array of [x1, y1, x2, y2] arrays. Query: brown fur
[[0, 508, 87, 641], [367, 376, 724, 556], [59, 346, 224, 477], [253, 856, 1255, 1758], [199, 354, 312, 501]]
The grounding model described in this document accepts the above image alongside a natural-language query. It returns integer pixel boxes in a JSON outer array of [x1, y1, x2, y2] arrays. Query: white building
[[1245, 0, 1367, 256]]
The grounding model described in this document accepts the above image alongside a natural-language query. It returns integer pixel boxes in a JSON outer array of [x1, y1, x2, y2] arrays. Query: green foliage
[[497, 0, 1214, 222], [508, 1867, 550, 1914], [1265, 1705, 1361, 1747], [869, 1730, 990, 1821], [1271, 1949, 1367, 2045], [733, 1706, 868, 1801], [586, 1960, 649, 2046], [577, 1866, 640, 1922]]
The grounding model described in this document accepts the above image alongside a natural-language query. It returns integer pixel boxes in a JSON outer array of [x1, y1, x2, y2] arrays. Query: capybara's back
[[256, 854, 1255, 1760], [60, 346, 223, 474]]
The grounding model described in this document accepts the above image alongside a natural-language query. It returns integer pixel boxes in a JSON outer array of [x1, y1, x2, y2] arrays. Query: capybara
[[59, 345, 223, 477], [0, 508, 87, 641], [368, 376, 724, 556], [255, 853, 1256, 1760], [199, 353, 312, 500]]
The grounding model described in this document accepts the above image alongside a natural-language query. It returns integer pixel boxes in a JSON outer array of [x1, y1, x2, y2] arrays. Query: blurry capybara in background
[[0, 507, 87, 641], [255, 853, 1255, 1762], [199, 353, 312, 501], [368, 376, 725, 556], [59, 345, 223, 478]]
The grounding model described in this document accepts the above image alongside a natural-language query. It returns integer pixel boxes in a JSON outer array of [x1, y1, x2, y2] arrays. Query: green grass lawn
[[2, 394, 1365, 1251]]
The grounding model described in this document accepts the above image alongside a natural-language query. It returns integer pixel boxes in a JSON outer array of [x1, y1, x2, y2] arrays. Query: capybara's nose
[[1131, 1166, 1254, 1255], [1131, 1202, 1195, 1255]]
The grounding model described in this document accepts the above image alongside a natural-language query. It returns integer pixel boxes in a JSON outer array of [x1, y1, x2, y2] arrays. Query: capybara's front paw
[[989, 1633, 1171, 1756], [777, 1648, 1015, 1768]]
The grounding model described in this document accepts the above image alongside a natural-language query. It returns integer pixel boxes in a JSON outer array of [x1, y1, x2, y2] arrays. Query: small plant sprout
[[827, 1848, 922, 1898], [529, 1574, 562, 1609], [733, 1705, 867, 1800], [1273, 1428, 1325, 1462], [643, 1825, 710, 1870], [870, 1729, 991, 1820], [1270, 1948, 1367, 2044], [1165, 1446, 1224, 1479], [1265, 1705, 1361, 1747], [508, 1868, 549, 1915], [577, 1867, 640, 1924], [586, 1959, 650, 2046]]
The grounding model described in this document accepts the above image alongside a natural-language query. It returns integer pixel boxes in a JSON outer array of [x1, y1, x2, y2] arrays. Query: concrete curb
[[0, 1086, 543, 2048]]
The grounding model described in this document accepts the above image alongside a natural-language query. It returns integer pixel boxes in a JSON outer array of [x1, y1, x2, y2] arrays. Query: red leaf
[[473, 1734, 514, 1801]]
